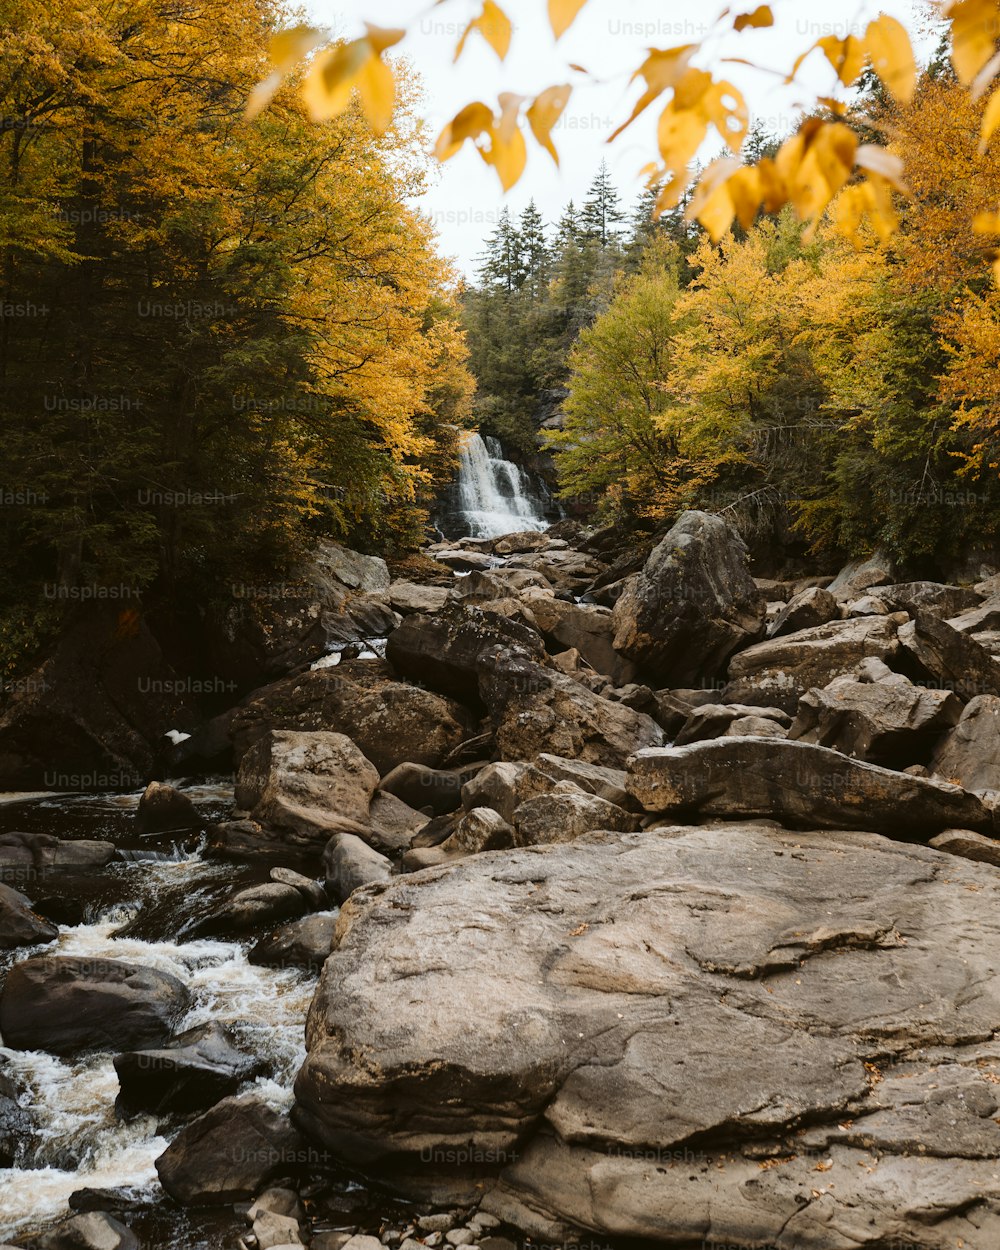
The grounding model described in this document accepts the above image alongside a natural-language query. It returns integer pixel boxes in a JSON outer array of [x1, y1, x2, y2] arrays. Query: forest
[[466, 57, 1000, 574], [0, 0, 474, 677]]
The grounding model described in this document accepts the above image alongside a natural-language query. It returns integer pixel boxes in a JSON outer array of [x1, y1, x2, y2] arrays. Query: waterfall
[[448, 432, 550, 539]]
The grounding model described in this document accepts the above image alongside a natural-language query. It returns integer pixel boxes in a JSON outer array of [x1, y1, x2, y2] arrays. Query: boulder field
[[7, 515, 1000, 1249]]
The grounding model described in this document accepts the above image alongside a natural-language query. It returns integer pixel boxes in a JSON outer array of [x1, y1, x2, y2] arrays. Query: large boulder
[[294, 824, 1000, 1249], [202, 541, 398, 688], [827, 549, 895, 602], [479, 648, 663, 769], [931, 695, 1000, 792], [155, 1094, 308, 1205], [610, 511, 765, 685], [0, 957, 190, 1055], [384, 604, 545, 703], [512, 790, 640, 845], [235, 731, 380, 849], [189, 882, 308, 938], [880, 581, 982, 619], [0, 882, 58, 949], [323, 833, 392, 903], [899, 610, 1000, 701], [521, 594, 637, 685], [114, 1022, 267, 1119], [230, 670, 473, 775], [723, 615, 902, 712], [767, 585, 839, 639], [249, 913, 338, 971], [0, 833, 116, 890], [135, 781, 203, 835], [626, 738, 997, 834], [790, 674, 962, 765], [0, 603, 196, 790]]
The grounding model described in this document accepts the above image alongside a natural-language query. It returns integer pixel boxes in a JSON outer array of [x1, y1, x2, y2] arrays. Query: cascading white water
[[453, 432, 549, 538], [0, 854, 320, 1241]]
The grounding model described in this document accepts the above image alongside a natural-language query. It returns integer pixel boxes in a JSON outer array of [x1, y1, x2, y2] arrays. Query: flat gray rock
[[294, 824, 1000, 1248]]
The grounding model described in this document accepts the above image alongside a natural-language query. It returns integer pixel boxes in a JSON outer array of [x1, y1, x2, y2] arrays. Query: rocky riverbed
[[4, 512, 1000, 1249]]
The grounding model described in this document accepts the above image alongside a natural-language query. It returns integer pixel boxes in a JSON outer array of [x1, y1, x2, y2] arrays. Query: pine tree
[[518, 199, 550, 295], [579, 161, 625, 248]]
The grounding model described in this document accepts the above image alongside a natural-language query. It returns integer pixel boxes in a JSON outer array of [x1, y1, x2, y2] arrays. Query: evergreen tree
[[579, 161, 625, 248]]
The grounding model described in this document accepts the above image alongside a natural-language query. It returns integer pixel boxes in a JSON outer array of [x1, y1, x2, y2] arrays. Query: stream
[[0, 785, 412, 1247]]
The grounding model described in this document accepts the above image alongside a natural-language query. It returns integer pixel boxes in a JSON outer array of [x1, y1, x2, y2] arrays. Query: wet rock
[[235, 731, 380, 849], [479, 648, 663, 769], [294, 823, 1000, 1249], [230, 671, 473, 777], [610, 511, 765, 685], [791, 674, 962, 764], [0, 956, 190, 1056], [626, 738, 997, 834], [269, 867, 327, 910], [512, 789, 640, 845], [191, 883, 307, 938], [931, 695, 1000, 792], [723, 614, 902, 712], [0, 833, 117, 888], [155, 1093, 309, 1205], [0, 1068, 32, 1166], [323, 834, 392, 903], [249, 913, 338, 971], [114, 1021, 267, 1118], [899, 610, 1000, 701], [0, 881, 58, 949], [135, 781, 203, 835], [34, 1212, 139, 1250], [767, 585, 839, 639], [384, 604, 545, 703]]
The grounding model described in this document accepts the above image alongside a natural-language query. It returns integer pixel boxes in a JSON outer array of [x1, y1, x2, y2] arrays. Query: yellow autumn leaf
[[485, 124, 527, 189], [300, 26, 404, 133], [526, 84, 572, 163], [981, 85, 1000, 150], [548, 0, 589, 40], [701, 79, 748, 154], [246, 23, 327, 118], [455, 0, 512, 62], [973, 208, 1000, 232], [733, 5, 774, 32], [728, 164, 764, 228], [434, 101, 495, 161], [687, 157, 741, 241], [832, 183, 869, 247], [656, 102, 708, 173], [816, 34, 867, 86], [945, 0, 1000, 85], [865, 15, 917, 105], [610, 45, 696, 140]]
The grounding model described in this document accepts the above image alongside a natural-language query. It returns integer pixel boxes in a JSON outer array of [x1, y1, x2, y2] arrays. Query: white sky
[[306, 0, 937, 275]]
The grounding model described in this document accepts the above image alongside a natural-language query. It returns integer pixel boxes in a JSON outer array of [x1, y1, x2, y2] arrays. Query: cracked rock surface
[[294, 822, 1000, 1249]]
